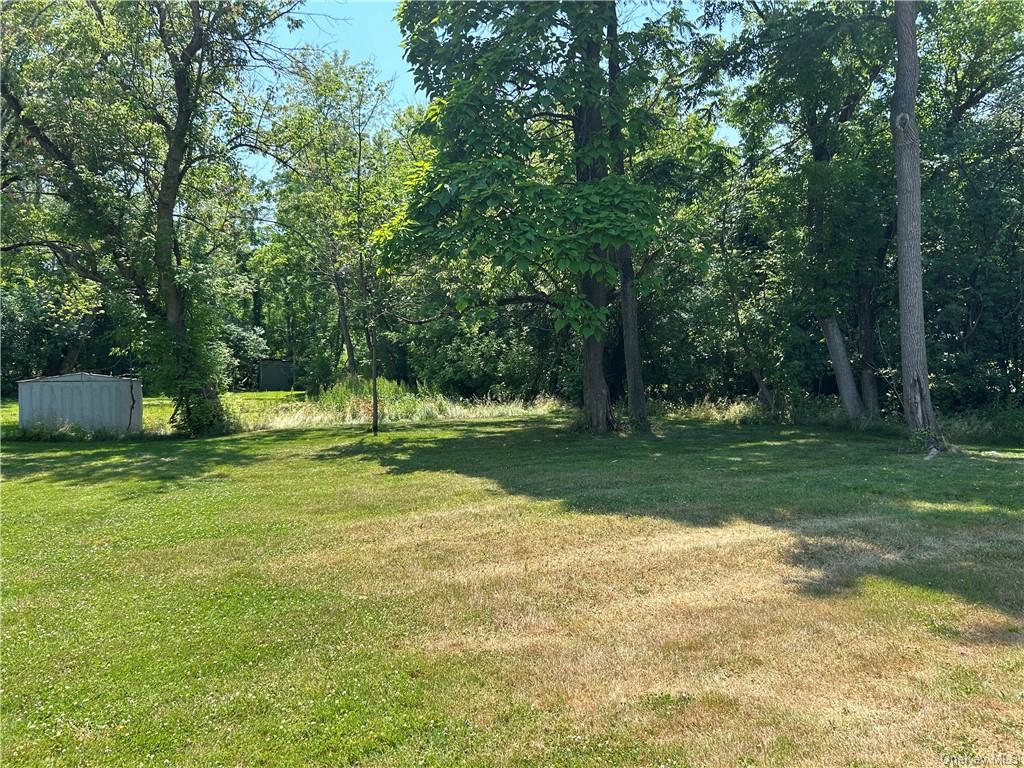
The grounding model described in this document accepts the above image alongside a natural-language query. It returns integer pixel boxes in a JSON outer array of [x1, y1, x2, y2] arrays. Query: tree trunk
[[892, 0, 940, 447], [58, 342, 82, 375], [616, 246, 647, 426], [334, 274, 358, 374], [154, 19, 225, 435], [607, 1, 647, 429], [154, 149, 187, 344], [753, 370, 778, 417], [855, 279, 880, 417], [570, 5, 613, 433], [819, 316, 865, 420], [251, 280, 263, 329], [155, 159, 224, 433], [581, 274, 613, 432]]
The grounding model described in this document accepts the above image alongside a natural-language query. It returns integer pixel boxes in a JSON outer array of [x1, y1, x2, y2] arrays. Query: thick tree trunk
[[59, 342, 82, 375], [334, 274, 358, 374], [607, 1, 647, 429], [154, 170, 187, 341], [153, 18, 225, 434], [581, 274, 613, 432], [892, 0, 940, 447], [155, 152, 225, 433], [855, 279, 880, 417], [819, 316, 865, 420], [570, 5, 613, 433]]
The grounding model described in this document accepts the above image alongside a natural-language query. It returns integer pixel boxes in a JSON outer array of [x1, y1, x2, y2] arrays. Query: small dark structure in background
[[258, 359, 295, 391]]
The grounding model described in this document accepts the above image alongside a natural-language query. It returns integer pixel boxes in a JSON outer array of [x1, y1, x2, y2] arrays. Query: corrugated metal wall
[[18, 376, 142, 433]]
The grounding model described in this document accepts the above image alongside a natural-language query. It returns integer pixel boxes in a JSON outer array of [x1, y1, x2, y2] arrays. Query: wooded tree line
[[2, 0, 1022, 439]]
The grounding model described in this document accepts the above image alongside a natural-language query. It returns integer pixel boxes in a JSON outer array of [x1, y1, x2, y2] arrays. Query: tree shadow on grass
[[1, 427, 361, 489], [7, 415, 1021, 626], [315, 417, 1024, 624]]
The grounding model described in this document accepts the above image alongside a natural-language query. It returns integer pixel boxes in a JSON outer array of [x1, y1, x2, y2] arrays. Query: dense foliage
[[2, 0, 1021, 435]]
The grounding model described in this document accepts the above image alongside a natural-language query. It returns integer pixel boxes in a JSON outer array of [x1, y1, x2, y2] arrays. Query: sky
[[280, 1, 421, 106], [242, 2, 415, 179]]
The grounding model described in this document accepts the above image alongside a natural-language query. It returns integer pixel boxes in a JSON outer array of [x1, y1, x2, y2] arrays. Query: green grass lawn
[[2, 414, 1022, 766]]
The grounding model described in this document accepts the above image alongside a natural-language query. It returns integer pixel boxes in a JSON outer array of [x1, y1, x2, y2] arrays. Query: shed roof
[[17, 372, 140, 384]]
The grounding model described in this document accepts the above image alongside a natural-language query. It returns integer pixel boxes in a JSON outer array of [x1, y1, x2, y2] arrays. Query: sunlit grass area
[[1, 384, 561, 437], [0, 392, 305, 435], [5, 387, 1020, 446], [2, 416, 1022, 766]]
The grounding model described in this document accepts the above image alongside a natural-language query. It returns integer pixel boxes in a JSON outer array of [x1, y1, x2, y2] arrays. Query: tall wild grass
[[253, 377, 561, 431]]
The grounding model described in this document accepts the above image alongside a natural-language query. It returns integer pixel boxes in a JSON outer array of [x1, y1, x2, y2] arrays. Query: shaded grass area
[[2, 416, 1022, 766]]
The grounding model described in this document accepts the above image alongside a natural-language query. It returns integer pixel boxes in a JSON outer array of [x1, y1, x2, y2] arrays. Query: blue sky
[[282, 1, 421, 106], [244, 2, 415, 178]]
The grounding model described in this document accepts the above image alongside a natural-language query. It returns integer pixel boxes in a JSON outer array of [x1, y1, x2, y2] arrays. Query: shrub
[[940, 404, 1024, 446]]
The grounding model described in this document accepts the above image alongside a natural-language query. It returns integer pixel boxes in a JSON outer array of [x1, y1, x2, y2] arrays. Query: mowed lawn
[[2, 415, 1022, 767]]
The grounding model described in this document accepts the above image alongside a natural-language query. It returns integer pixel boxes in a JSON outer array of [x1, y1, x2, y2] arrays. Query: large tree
[[393, 1, 664, 432], [1, 0, 295, 434], [891, 0, 939, 447]]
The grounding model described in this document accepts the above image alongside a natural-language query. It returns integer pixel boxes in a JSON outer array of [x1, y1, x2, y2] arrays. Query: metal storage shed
[[17, 373, 142, 433]]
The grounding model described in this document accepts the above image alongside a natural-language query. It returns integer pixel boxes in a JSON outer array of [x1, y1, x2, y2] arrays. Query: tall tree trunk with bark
[[819, 316, 865, 420], [571, 5, 613, 433], [607, 1, 647, 429], [580, 275, 613, 431], [153, 127, 225, 430], [152, 5, 226, 434], [892, 0, 940, 447]]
